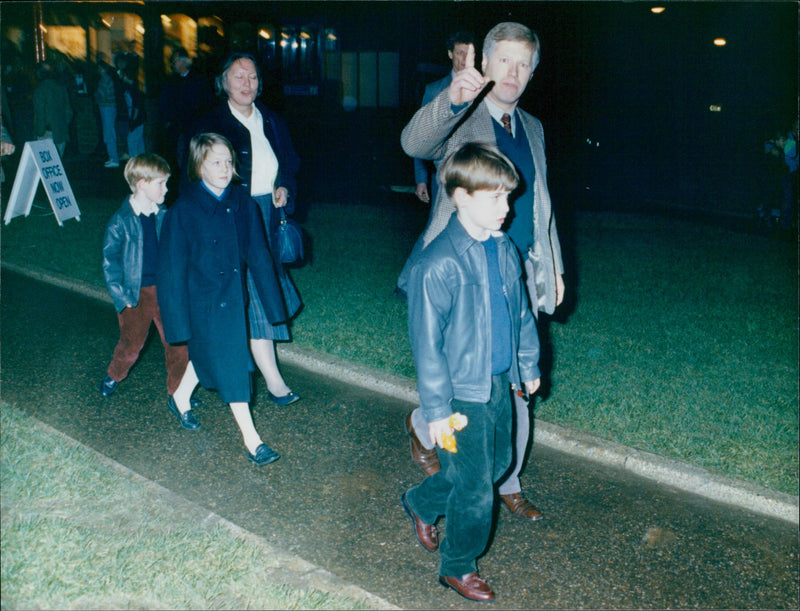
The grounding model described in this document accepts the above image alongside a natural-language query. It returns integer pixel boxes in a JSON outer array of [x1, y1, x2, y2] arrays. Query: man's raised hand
[[448, 43, 488, 106]]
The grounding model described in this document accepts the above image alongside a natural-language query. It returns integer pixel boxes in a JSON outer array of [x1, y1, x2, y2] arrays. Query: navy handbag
[[275, 208, 304, 264]]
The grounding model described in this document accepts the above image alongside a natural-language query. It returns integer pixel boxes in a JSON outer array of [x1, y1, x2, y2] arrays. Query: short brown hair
[[439, 142, 519, 198], [187, 133, 238, 182], [124, 153, 170, 190]]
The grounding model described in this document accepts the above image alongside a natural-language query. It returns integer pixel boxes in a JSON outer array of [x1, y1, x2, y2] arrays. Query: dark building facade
[[2, 1, 797, 215]]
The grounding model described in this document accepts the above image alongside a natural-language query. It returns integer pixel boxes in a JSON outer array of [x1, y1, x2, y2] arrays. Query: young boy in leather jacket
[[99, 154, 193, 416], [401, 142, 541, 602]]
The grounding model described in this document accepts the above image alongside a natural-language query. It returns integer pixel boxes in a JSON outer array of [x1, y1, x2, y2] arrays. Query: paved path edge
[[4, 262, 797, 526], [277, 343, 799, 526]]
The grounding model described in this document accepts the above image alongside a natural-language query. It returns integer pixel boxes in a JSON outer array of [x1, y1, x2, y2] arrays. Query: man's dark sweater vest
[[493, 114, 536, 257]]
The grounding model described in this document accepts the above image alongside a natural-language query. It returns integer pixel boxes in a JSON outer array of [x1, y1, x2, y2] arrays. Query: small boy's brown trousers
[[106, 285, 188, 395]]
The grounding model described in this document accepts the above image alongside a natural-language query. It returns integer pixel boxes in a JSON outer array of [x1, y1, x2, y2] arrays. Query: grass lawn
[[1, 192, 797, 496], [0, 403, 375, 610]]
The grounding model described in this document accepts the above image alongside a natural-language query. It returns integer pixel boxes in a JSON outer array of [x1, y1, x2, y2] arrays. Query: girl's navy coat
[[157, 181, 287, 403]]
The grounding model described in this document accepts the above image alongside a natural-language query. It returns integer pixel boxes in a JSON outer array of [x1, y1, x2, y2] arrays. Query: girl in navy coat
[[194, 52, 302, 407], [157, 133, 286, 465]]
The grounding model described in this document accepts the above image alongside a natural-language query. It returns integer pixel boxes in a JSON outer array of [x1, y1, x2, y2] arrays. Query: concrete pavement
[[3, 266, 799, 609], [4, 259, 797, 527]]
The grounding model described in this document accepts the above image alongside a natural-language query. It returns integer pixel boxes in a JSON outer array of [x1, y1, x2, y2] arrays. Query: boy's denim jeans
[[406, 373, 512, 577]]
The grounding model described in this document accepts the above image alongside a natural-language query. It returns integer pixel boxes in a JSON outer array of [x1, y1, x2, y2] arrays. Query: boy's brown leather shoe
[[439, 573, 495, 602], [401, 492, 438, 551]]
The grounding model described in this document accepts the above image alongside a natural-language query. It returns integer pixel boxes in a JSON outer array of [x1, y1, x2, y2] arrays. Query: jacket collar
[[119, 196, 164, 218], [190, 181, 239, 216], [128, 193, 160, 217], [445, 212, 508, 255], [445, 212, 472, 256]]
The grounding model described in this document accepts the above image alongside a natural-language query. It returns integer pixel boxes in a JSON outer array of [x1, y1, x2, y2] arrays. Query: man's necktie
[[501, 113, 512, 135]]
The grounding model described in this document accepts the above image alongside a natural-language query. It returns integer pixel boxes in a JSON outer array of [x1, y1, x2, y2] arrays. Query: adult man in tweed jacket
[[400, 22, 564, 522]]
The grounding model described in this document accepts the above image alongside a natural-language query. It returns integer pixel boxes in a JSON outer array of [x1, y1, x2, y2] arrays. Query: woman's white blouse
[[228, 100, 279, 197]]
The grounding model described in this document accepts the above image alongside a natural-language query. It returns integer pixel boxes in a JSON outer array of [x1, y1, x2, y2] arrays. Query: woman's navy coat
[[194, 100, 303, 319], [194, 100, 300, 240], [157, 181, 286, 403]]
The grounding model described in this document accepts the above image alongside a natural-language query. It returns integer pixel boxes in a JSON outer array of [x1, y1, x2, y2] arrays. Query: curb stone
[[277, 343, 799, 526], [4, 261, 798, 525]]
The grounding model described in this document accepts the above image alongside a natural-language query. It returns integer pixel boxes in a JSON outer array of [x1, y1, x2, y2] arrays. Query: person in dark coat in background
[[2, 27, 34, 149], [159, 46, 214, 174], [33, 61, 73, 157], [120, 70, 146, 157], [193, 52, 302, 407], [157, 133, 286, 466], [1, 120, 15, 183], [412, 31, 476, 205]]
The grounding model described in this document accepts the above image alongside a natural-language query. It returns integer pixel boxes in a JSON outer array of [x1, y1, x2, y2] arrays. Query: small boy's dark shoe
[[167, 396, 200, 430], [247, 443, 280, 466], [99, 375, 118, 398]]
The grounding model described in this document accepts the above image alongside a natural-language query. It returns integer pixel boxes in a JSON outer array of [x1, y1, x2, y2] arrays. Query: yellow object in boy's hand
[[441, 412, 469, 453]]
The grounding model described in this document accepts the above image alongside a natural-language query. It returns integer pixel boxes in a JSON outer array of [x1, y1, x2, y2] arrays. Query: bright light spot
[[135, 24, 145, 35], [342, 95, 357, 111], [259, 29, 271, 40], [713, 38, 727, 46], [709, 105, 722, 112], [651, 7, 665, 14], [160, 15, 171, 26]]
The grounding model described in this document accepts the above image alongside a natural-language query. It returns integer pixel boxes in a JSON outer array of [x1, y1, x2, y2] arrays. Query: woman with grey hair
[[194, 52, 302, 406]]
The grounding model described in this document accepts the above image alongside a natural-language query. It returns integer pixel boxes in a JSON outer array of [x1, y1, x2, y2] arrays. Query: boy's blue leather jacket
[[407, 213, 541, 424]]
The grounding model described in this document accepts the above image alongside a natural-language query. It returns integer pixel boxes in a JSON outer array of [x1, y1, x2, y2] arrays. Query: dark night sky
[[281, 0, 797, 209]]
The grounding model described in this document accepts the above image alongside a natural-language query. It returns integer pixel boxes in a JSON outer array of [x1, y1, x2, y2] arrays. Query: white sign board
[[4, 139, 80, 226]]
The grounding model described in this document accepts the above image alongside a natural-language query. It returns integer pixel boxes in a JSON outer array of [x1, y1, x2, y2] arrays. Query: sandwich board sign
[[4, 138, 80, 226]]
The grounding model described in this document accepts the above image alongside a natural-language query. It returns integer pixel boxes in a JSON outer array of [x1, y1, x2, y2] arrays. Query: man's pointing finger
[[465, 43, 475, 70]]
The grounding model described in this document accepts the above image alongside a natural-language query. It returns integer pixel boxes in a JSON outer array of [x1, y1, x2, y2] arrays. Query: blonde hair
[[187, 133, 238, 182], [124, 153, 170, 190], [439, 142, 519, 198], [483, 22, 540, 67]]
